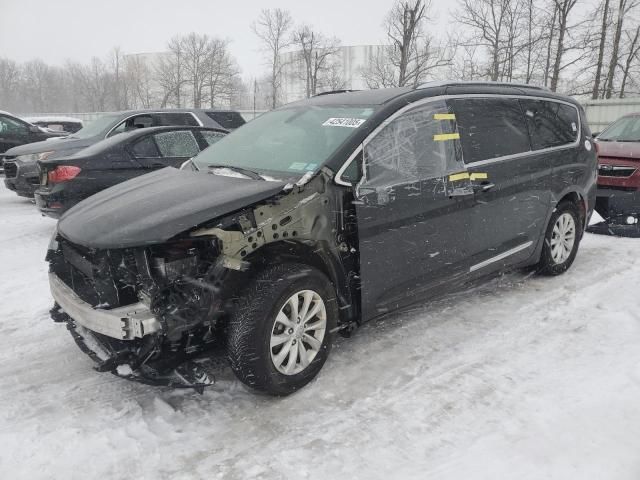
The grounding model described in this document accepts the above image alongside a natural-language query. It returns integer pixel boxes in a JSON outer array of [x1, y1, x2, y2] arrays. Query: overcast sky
[[0, 0, 451, 79]]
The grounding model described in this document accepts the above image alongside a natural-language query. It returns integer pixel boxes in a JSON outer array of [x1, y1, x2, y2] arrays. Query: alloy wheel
[[550, 212, 576, 264], [270, 290, 327, 375]]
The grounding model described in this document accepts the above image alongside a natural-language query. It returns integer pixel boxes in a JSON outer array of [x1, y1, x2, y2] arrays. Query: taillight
[[48, 165, 81, 183], [594, 141, 599, 154]]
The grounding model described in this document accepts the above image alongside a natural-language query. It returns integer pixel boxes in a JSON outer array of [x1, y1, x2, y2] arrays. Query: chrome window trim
[[105, 112, 203, 138], [470, 241, 534, 272], [334, 94, 582, 186]]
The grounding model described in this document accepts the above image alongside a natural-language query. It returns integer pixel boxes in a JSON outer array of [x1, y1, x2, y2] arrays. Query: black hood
[[4, 137, 95, 158], [57, 167, 287, 249]]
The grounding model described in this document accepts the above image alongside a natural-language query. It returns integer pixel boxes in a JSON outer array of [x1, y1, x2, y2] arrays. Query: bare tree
[[364, 0, 453, 88], [619, 25, 640, 96], [179, 33, 214, 108], [603, 0, 640, 98], [253, 8, 293, 108], [457, 0, 511, 81], [206, 38, 241, 108], [550, 0, 579, 91], [592, 0, 612, 98], [0, 58, 21, 110], [110, 47, 130, 110], [292, 25, 341, 97]]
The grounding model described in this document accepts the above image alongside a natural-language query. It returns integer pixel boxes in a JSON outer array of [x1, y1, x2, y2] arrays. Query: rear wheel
[[227, 263, 337, 396], [537, 201, 582, 275]]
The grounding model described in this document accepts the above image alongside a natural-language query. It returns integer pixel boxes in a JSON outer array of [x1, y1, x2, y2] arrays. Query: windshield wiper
[[207, 164, 264, 181]]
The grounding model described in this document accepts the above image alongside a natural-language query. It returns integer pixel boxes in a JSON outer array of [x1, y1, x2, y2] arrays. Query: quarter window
[[361, 100, 462, 188], [131, 136, 160, 158], [154, 130, 200, 157], [520, 100, 579, 149], [450, 98, 531, 163]]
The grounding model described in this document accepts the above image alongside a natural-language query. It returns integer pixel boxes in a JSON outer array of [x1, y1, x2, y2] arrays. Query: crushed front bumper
[[49, 272, 161, 340]]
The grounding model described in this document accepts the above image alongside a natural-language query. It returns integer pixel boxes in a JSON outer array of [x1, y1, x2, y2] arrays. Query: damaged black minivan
[[47, 83, 597, 395]]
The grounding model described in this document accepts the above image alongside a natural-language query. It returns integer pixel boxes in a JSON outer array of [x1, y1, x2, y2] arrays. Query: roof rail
[[416, 80, 550, 91], [313, 89, 362, 97]]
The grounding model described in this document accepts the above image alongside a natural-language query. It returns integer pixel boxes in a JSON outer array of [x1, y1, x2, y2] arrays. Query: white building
[[280, 45, 386, 103]]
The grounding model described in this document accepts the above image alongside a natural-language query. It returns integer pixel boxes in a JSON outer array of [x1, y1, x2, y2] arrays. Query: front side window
[[598, 115, 640, 142], [192, 106, 374, 177], [154, 130, 200, 157], [0, 115, 28, 135], [450, 98, 531, 163], [360, 100, 462, 188], [521, 100, 579, 149]]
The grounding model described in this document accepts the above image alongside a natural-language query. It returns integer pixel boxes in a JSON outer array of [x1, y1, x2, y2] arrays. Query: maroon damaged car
[[592, 113, 640, 236]]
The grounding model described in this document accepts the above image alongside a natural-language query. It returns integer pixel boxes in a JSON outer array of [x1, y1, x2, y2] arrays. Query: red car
[[593, 113, 640, 235]]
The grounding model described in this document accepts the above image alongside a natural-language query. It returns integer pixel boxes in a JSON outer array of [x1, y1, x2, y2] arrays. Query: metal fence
[[582, 98, 640, 132]]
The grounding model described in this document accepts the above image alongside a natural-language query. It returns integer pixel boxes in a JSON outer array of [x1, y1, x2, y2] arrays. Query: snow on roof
[[22, 116, 83, 124]]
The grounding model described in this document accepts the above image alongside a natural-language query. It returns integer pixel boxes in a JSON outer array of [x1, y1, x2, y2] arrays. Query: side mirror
[[29, 125, 41, 133], [592, 132, 600, 138]]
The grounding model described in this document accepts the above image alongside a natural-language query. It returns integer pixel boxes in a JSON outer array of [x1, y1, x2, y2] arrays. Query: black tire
[[226, 263, 337, 396], [537, 201, 582, 276]]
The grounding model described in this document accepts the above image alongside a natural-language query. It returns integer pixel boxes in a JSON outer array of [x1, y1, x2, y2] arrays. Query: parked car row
[[35, 82, 599, 395], [2, 108, 242, 200]]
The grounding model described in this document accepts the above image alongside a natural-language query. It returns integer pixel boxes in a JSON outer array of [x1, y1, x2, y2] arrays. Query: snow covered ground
[[1, 186, 639, 480]]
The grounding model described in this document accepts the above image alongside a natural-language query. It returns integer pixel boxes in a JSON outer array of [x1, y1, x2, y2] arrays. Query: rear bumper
[[3, 161, 39, 197], [49, 272, 161, 340], [34, 189, 71, 218]]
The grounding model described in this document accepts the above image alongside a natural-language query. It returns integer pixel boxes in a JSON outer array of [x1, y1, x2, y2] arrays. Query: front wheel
[[227, 263, 337, 396], [537, 201, 582, 275]]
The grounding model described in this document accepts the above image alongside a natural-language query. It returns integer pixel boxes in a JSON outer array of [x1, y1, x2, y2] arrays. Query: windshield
[[70, 113, 122, 139], [192, 106, 375, 177], [599, 115, 640, 142]]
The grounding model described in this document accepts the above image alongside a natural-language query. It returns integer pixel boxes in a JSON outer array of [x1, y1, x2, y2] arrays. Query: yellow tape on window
[[434, 133, 460, 141], [448, 172, 470, 181], [433, 113, 456, 120]]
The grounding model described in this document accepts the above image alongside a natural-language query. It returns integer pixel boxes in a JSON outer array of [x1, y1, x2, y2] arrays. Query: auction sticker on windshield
[[322, 118, 366, 128]]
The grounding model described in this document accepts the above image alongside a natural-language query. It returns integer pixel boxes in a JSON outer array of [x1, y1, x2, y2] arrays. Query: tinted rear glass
[[205, 111, 246, 129], [520, 100, 579, 149], [450, 98, 530, 163], [153, 113, 199, 127]]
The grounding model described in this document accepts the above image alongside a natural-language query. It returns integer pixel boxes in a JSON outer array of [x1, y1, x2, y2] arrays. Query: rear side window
[[205, 111, 246, 129], [153, 113, 199, 127], [450, 98, 530, 163], [361, 100, 462, 187], [154, 131, 200, 157], [131, 136, 160, 158], [520, 100, 579, 150]]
